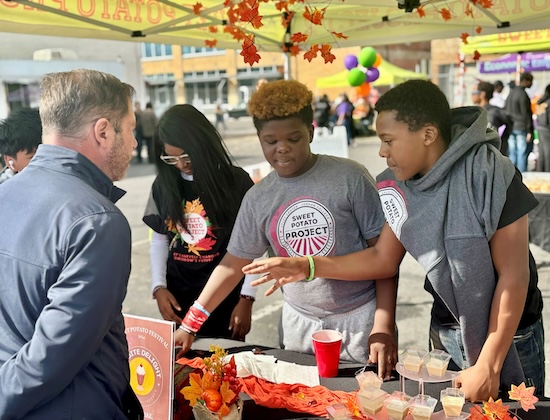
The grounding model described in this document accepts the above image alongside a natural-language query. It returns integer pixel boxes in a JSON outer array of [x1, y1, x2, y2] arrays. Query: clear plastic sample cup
[[425, 349, 452, 378], [410, 395, 438, 420], [326, 403, 354, 420], [356, 369, 383, 390], [441, 387, 465, 418], [356, 385, 388, 415], [401, 347, 427, 374], [385, 391, 413, 420]]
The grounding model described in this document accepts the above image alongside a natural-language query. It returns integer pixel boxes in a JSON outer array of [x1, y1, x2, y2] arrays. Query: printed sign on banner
[[124, 314, 175, 420]]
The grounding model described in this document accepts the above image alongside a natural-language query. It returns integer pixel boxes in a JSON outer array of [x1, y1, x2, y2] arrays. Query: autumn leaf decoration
[[415, 0, 496, 62], [468, 382, 538, 419], [199, 0, 347, 66], [509, 382, 539, 412]]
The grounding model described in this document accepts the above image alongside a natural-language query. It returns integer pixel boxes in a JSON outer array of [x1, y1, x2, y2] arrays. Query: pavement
[[117, 117, 550, 396]]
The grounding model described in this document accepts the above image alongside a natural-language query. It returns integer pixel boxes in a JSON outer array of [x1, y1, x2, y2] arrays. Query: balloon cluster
[[345, 47, 382, 98]]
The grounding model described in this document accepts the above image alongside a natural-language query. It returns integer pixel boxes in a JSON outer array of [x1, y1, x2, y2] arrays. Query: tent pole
[[283, 53, 292, 80]]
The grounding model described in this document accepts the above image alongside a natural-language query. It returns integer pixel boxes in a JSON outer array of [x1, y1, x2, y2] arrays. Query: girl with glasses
[[143, 104, 257, 341]]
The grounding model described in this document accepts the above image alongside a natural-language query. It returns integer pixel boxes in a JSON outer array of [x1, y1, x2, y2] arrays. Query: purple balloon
[[366, 67, 380, 83], [344, 54, 359, 70]]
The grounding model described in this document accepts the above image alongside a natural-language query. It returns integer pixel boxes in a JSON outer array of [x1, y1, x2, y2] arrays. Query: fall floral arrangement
[[468, 382, 539, 420], [181, 345, 242, 420]]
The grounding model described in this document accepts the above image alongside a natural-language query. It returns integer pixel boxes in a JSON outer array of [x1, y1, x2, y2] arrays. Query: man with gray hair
[[0, 69, 142, 418]]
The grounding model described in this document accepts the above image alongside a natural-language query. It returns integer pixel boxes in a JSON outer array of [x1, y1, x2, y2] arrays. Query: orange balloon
[[355, 83, 371, 98], [373, 53, 383, 68]]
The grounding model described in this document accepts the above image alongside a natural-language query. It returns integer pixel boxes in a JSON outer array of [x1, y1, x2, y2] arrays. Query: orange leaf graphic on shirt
[[509, 382, 539, 411], [187, 237, 215, 256], [185, 199, 204, 216], [483, 398, 510, 419]]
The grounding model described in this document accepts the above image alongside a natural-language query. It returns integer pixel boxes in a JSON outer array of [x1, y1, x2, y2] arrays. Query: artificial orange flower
[[509, 382, 539, 412]]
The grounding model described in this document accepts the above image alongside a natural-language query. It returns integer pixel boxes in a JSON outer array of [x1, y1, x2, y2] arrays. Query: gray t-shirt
[[228, 155, 385, 317]]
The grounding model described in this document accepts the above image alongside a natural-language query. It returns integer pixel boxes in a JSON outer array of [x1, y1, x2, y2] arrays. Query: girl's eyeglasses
[[160, 153, 191, 165]]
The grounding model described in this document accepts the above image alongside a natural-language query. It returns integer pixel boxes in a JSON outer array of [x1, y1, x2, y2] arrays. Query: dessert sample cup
[[401, 347, 427, 374], [441, 388, 465, 418], [311, 329, 342, 378], [425, 349, 452, 377], [356, 369, 382, 390], [357, 385, 388, 415], [385, 391, 413, 420], [410, 395, 437, 420]]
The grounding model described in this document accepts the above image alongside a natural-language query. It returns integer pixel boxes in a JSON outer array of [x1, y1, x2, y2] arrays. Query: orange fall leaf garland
[[468, 382, 538, 419], [509, 382, 539, 412]]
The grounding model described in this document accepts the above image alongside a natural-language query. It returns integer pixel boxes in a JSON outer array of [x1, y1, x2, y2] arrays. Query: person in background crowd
[[214, 103, 226, 132], [0, 108, 42, 184], [143, 104, 258, 340], [313, 94, 331, 129], [472, 81, 512, 156], [336, 93, 356, 146], [175, 80, 398, 379], [535, 84, 550, 172], [505, 72, 534, 172], [245, 80, 544, 401], [138, 102, 157, 164], [490, 80, 506, 108], [0, 69, 143, 418]]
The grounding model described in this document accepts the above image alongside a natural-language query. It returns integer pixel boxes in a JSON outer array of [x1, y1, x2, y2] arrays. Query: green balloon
[[348, 68, 366, 87], [358, 47, 377, 68]]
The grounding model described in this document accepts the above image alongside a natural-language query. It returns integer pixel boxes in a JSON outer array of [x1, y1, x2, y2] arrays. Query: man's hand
[[243, 257, 309, 296], [368, 329, 398, 381], [175, 328, 195, 359], [454, 362, 500, 402], [154, 288, 182, 324], [229, 298, 253, 340]]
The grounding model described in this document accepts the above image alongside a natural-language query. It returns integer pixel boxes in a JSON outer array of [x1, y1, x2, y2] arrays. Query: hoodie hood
[[408, 106, 501, 192]]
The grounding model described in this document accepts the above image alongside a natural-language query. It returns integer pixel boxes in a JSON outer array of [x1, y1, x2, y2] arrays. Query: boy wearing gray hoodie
[[244, 80, 544, 402]]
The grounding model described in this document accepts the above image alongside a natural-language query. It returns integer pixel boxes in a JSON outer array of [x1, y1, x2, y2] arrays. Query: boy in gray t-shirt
[[175, 80, 398, 379]]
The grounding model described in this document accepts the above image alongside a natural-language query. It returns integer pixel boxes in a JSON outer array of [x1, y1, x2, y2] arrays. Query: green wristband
[[305, 255, 315, 282]]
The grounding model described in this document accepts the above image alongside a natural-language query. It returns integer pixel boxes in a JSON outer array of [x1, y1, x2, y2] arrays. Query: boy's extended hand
[[368, 330, 398, 381], [244, 257, 309, 296], [454, 362, 500, 402]]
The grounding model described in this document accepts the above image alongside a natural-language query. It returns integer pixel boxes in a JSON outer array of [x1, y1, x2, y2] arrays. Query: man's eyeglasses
[[160, 153, 191, 165], [471, 90, 480, 95]]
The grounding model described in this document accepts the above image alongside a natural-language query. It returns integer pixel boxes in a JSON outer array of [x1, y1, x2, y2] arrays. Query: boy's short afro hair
[[248, 79, 313, 127]]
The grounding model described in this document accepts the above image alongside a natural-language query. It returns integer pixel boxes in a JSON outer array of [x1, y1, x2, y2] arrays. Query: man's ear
[[93, 118, 112, 149], [424, 125, 439, 146], [309, 124, 314, 143]]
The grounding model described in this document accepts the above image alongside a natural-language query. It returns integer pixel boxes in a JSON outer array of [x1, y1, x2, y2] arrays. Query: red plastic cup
[[311, 329, 342, 377]]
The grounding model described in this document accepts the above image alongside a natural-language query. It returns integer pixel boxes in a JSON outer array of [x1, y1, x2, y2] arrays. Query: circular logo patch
[[276, 199, 335, 257]]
